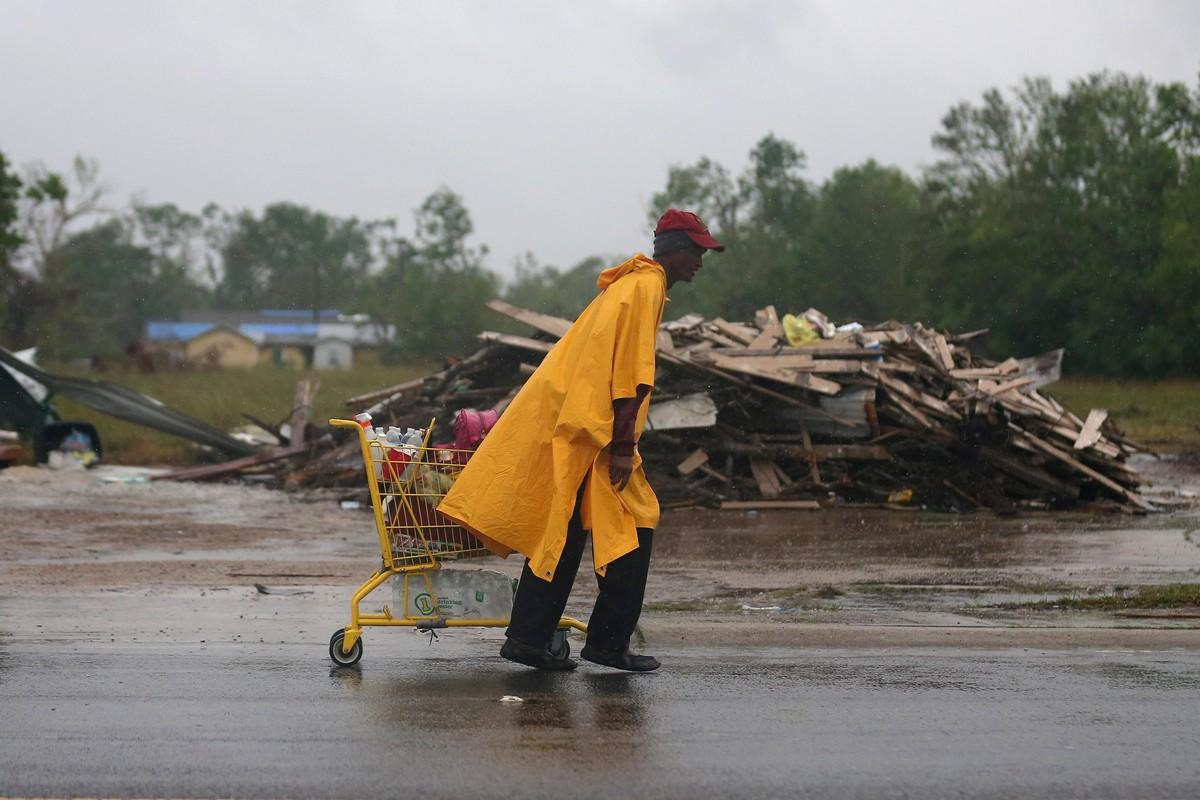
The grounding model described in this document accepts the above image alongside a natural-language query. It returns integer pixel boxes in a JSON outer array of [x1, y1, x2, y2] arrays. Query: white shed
[[313, 338, 354, 370]]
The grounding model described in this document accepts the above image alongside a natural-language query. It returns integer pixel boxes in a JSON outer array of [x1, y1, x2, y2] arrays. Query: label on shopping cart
[[397, 568, 515, 620]]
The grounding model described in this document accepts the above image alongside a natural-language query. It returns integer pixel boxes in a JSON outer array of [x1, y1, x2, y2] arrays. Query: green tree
[[649, 134, 817, 320], [805, 160, 922, 322], [217, 203, 383, 312], [919, 72, 1200, 374], [503, 252, 608, 319], [0, 150, 20, 257], [0, 149, 35, 347], [361, 188, 499, 359], [17, 156, 107, 275], [38, 220, 159, 359]]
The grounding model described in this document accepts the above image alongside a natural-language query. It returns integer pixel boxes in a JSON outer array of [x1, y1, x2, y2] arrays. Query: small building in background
[[186, 325, 260, 369], [313, 337, 354, 370], [142, 310, 393, 370]]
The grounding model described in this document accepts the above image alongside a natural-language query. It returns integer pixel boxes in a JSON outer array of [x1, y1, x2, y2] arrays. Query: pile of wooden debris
[[159, 299, 1153, 513]]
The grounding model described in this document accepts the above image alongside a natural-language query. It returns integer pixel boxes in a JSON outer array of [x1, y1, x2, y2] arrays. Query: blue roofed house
[[143, 310, 393, 369]]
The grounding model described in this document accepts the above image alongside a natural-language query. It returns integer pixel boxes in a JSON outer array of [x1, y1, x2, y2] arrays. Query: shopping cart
[[327, 417, 587, 666]]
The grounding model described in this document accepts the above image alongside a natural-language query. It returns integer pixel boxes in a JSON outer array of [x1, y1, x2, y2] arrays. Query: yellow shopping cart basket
[[327, 417, 586, 666]]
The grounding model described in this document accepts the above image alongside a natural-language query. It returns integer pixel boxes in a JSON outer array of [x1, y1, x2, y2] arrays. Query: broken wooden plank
[[1010, 426, 1154, 511], [710, 344, 871, 358], [661, 312, 705, 332], [749, 458, 783, 498], [153, 444, 309, 482], [990, 376, 1036, 396], [695, 351, 815, 369], [749, 305, 782, 349], [911, 331, 950, 371], [1074, 409, 1108, 450], [866, 367, 961, 420], [704, 353, 842, 396], [1047, 423, 1121, 459], [933, 333, 955, 370], [950, 367, 1004, 379], [288, 376, 319, 447], [710, 318, 759, 344], [976, 445, 1081, 498], [808, 444, 892, 461], [486, 299, 572, 338], [477, 330, 555, 353], [344, 376, 429, 408], [677, 448, 710, 475], [658, 351, 854, 423], [720, 500, 821, 511], [655, 330, 675, 354], [696, 329, 745, 349]]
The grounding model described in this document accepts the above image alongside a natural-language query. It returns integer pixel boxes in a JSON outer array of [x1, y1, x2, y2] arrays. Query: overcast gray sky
[[3, 0, 1198, 277]]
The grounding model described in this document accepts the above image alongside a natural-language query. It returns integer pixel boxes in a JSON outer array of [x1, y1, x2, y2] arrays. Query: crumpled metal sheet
[[0, 346, 258, 457]]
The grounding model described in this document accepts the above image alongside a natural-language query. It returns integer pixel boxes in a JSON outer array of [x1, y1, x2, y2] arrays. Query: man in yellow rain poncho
[[439, 209, 723, 672]]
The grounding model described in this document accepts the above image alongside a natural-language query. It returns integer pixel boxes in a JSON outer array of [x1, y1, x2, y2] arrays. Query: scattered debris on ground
[[167, 300, 1156, 513]]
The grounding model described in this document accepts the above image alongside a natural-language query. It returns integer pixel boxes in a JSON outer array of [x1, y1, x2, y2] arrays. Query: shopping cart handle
[[329, 418, 362, 430]]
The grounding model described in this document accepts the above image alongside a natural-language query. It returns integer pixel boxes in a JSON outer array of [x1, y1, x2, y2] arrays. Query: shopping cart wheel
[[329, 629, 363, 667], [549, 629, 571, 660]]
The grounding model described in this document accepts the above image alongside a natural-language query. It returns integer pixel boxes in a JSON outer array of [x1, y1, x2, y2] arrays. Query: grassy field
[[48, 362, 432, 465], [1048, 378, 1200, 454], [25, 369, 1200, 465]]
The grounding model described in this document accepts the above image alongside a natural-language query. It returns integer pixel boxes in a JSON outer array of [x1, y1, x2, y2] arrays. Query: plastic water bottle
[[363, 425, 384, 480], [383, 428, 410, 482]]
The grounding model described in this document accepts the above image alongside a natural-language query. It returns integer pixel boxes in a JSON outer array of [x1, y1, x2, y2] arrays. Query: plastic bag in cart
[[394, 568, 515, 619]]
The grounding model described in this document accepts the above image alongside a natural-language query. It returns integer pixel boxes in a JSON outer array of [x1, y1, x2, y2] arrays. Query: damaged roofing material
[[0, 346, 258, 458]]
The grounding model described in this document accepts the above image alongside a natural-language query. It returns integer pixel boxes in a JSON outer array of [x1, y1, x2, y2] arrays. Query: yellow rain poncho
[[438, 254, 666, 581]]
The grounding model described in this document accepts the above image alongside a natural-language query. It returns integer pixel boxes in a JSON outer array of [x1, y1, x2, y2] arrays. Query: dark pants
[[506, 487, 653, 654]]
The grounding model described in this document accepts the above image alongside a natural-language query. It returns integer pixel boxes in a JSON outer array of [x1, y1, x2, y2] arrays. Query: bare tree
[[17, 155, 108, 274]]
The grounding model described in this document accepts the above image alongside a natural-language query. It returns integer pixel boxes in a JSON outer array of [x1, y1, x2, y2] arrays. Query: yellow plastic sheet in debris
[[782, 313, 820, 346]]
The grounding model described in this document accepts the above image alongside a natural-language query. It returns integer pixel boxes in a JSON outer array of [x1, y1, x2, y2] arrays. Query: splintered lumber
[[677, 449, 710, 475], [486, 299, 572, 338], [800, 426, 821, 483], [750, 458, 783, 497], [1074, 409, 1108, 450], [289, 376, 319, 447], [1010, 425, 1153, 511], [711, 318, 759, 345], [703, 353, 842, 396], [272, 299, 1152, 514], [807, 445, 892, 461], [478, 331, 554, 353], [720, 500, 821, 511], [749, 305, 782, 349], [344, 376, 426, 408], [933, 334, 955, 370], [154, 444, 310, 482]]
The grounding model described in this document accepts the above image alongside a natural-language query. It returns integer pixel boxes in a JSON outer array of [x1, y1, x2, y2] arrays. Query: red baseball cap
[[654, 209, 725, 252]]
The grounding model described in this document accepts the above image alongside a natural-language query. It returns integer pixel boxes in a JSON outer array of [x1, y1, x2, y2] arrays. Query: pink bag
[[453, 408, 499, 451]]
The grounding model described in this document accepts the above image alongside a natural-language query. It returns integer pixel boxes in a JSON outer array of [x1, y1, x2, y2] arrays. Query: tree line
[[2, 70, 1197, 375]]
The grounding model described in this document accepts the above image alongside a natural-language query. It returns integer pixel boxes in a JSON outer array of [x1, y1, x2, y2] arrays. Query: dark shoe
[[500, 637, 577, 671], [581, 644, 660, 672]]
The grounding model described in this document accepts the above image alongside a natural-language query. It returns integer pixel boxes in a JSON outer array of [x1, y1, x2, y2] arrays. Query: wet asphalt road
[[3, 638, 1200, 799]]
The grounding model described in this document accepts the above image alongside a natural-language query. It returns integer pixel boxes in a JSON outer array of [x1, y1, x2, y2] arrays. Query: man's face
[[662, 245, 706, 286]]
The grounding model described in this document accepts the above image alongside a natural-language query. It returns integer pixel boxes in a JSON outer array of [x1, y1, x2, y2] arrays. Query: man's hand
[[609, 453, 634, 491]]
